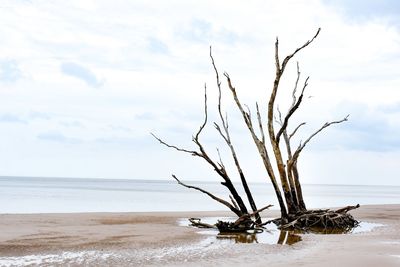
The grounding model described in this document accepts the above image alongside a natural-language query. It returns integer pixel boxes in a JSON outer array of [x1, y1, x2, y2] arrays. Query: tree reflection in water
[[216, 230, 302, 245], [277, 231, 302, 245]]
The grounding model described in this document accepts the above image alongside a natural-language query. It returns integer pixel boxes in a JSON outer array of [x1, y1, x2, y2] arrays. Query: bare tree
[[153, 28, 359, 232]]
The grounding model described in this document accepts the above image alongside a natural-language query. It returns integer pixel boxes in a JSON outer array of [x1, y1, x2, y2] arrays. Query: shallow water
[[179, 217, 383, 245], [0, 220, 383, 266]]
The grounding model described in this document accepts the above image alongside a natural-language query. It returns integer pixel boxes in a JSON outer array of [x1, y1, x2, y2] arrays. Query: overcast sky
[[0, 0, 400, 185]]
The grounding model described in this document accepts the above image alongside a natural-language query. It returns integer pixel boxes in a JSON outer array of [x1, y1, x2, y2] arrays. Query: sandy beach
[[0, 204, 399, 266]]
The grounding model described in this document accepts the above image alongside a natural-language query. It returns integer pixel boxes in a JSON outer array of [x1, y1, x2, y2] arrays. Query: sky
[[0, 0, 400, 185]]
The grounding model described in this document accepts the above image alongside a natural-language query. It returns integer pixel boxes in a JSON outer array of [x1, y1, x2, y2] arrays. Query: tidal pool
[[179, 217, 383, 245]]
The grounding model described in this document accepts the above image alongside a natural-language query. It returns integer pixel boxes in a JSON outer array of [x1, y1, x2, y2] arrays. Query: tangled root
[[279, 204, 360, 233], [188, 204, 360, 234]]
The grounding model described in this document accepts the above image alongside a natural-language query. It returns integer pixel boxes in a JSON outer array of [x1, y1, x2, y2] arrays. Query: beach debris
[[153, 28, 360, 234], [278, 204, 360, 232], [188, 218, 216, 229]]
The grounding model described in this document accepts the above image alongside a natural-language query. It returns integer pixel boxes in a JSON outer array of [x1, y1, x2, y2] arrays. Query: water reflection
[[277, 231, 302, 245], [217, 230, 302, 245], [179, 217, 382, 246]]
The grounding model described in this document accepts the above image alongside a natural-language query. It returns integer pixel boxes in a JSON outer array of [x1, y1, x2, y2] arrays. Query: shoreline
[[0, 204, 399, 266]]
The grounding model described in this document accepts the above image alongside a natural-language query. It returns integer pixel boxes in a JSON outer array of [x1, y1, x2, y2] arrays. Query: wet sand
[[0, 204, 399, 266]]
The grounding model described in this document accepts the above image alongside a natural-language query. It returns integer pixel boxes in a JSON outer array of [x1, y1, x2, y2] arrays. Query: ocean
[[0, 176, 399, 214]]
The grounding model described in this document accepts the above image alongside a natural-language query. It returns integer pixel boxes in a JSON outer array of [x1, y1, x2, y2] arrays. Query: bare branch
[[235, 204, 273, 223], [275, 107, 283, 125], [172, 174, 241, 216], [248, 204, 273, 217], [281, 28, 321, 72], [224, 72, 259, 140], [256, 102, 265, 144], [214, 122, 229, 144], [229, 195, 240, 211], [195, 84, 208, 140], [151, 133, 199, 156], [210, 46, 228, 132], [289, 122, 306, 139], [291, 62, 301, 107], [244, 104, 252, 121], [335, 204, 360, 213], [293, 115, 349, 162], [275, 37, 280, 74], [216, 148, 225, 170], [276, 76, 309, 143]]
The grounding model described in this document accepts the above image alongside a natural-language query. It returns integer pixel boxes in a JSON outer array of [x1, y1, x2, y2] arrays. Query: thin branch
[[235, 204, 273, 221], [291, 62, 301, 107], [210, 46, 229, 132], [151, 133, 199, 156], [335, 204, 360, 213], [216, 148, 226, 169], [244, 104, 252, 121], [275, 37, 280, 74], [214, 122, 229, 144], [293, 115, 349, 162], [276, 76, 309, 143], [281, 28, 321, 72], [249, 204, 273, 217], [172, 174, 241, 215], [229, 195, 240, 211], [256, 102, 265, 144], [195, 84, 208, 140], [276, 107, 283, 125], [289, 122, 306, 139], [224, 72, 259, 141]]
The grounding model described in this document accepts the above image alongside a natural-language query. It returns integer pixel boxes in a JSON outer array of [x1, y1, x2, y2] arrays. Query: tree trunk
[[292, 162, 306, 211]]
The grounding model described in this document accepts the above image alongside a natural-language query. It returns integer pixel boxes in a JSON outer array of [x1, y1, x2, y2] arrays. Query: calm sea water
[[0, 176, 399, 214]]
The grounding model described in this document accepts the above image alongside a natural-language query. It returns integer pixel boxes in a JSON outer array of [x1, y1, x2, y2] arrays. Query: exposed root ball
[[279, 205, 360, 232]]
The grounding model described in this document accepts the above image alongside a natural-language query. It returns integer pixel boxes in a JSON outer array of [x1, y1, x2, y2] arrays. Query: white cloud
[[0, 0, 399, 185], [60, 62, 104, 88]]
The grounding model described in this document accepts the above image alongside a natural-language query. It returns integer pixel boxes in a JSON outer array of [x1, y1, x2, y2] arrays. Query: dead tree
[[152, 81, 268, 228], [153, 28, 359, 232]]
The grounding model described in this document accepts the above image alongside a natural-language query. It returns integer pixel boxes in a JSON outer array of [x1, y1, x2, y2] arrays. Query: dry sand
[[0, 204, 399, 266]]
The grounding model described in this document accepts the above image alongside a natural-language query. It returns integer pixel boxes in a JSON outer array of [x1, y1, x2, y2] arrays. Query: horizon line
[[0, 175, 399, 187]]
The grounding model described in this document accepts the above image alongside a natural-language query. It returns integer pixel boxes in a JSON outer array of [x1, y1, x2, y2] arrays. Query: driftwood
[[279, 204, 360, 232], [154, 28, 360, 235], [188, 218, 216, 229], [189, 204, 273, 233]]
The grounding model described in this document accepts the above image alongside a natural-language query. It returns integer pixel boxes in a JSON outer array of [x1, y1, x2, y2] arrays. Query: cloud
[[0, 59, 23, 82], [378, 102, 400, 114], [322, 0, 400, 27], [177, 18, 239, 44], [109, 125, 132, 133], [0, 114, 27, 124], [60, 120, 84, 128], [37, 131, 81, 144], [135, 112, 157, 121], [323, 0, 400, 18], [311, 101, 400, 152], [0, 0, 400, 185], [60, 62, 104, 88], [29, 111, 51, 120], [147, 37, 169, 54]]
